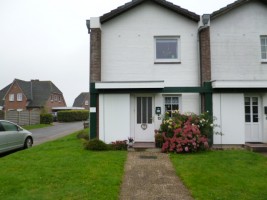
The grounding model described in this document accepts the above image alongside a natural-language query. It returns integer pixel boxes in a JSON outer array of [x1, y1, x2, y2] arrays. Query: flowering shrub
[[110, 140, 128, 150], [159, 110, 213, 153]]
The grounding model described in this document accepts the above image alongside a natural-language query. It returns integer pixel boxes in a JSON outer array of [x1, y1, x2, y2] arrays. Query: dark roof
[[28, 80, 63, 108], [211, 0, 267, 20], [100, 0, 200, 23], [0, 83, 11, 106], [73, 92, 89, 107], [0, 79, 63, 108]]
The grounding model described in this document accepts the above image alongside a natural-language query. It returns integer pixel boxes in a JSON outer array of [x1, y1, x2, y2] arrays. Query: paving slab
[[119, 152, 194, 200]]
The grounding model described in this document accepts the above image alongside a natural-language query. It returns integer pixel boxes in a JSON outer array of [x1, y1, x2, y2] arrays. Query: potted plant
[[128, 137, 134, 148]]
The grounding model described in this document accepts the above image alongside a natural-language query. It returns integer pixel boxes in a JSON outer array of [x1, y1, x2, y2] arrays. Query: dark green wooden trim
[[213, 88, 267, 93], [89, 83, 97, 139], [90, 112, 97, 139]]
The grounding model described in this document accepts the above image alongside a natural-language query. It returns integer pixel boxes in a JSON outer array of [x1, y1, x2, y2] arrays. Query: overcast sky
[[0, 0, 236, 106]]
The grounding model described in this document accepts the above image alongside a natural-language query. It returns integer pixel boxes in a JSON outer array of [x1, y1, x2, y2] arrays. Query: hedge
[[40, 113, 53, 124], [57, 110, 89, 122]]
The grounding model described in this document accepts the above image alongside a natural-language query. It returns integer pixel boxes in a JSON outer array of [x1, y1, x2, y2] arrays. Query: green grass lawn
[[0, 130, 127, 200], [171, 150, 267, 200], [22, 124, 52, 130]]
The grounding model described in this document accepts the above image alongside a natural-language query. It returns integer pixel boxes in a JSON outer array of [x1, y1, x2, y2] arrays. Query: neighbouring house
[[0, 79, 67, 113], [209, 0, 267, 145], [72, 92, 89, 110], [87, 0, 267, 145]]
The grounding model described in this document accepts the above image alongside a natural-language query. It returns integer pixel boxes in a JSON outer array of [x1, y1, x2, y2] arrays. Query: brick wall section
[[45, 94, 66, 113], [199, 27, 211, 112], [90, 28, 101, 83], [5, 82, 28, 111], [199, 27, 211, 85], [90, 28, 101, 138]]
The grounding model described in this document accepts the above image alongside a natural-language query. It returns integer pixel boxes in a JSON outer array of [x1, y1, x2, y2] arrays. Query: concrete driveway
[[31, 122, 84, 146]]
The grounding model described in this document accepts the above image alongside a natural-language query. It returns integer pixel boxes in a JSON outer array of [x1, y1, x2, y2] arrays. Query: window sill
[[154, 62, 181, 64]]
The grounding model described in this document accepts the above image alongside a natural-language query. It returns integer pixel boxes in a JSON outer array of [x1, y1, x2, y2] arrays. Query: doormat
[[139, 155, 157, 159], [246, 142, 264, 144]]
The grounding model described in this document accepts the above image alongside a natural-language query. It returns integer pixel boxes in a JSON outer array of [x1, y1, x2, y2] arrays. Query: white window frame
[[85, 100, 89, 106], [54, 95, 58, 102], [154, 36, 181, 63], [9, 94, 14, 102], [17, 93, 23, 101], [163, 95, 180, 117], [261, 35, 267, 62]]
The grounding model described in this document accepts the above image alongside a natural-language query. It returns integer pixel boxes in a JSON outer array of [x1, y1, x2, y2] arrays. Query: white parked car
[[0, 120, 33, 153]]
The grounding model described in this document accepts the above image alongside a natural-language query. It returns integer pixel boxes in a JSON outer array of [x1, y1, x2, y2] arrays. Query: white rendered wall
[[99, 94, 130, 143], [213, 93, 245, 144], [101, 2, 199, 87], [210, 1, 267, 81]]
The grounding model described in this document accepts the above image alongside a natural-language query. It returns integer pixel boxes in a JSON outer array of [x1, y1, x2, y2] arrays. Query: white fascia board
[[212, 80, 267, 88], [90, 17, 101, 28], [95, 81, 165, 89]]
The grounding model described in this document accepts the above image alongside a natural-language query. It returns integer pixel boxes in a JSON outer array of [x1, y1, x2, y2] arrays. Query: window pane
[[165, 97, 171, 104], [172, 97, 179, 104], [253, 106, 258, 114], [156, 39, 177, 59], [252, 97, 258, 105], [137, 97, 141, 124], [245, 115, 251, 122], [142, 97, 147, 124], [148, 97, 152, 124], [244, 97, 250, 103], [261, 37, 266, 45], [245, 106, 250, 114], [1, 121, 18, 131], [172, 104, 179, 110], [262, 53, 267, 59], [253, 115, 258, 123]]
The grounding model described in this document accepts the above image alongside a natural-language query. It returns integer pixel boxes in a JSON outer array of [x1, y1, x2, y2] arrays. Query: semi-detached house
[[87, 0, 267, 145]]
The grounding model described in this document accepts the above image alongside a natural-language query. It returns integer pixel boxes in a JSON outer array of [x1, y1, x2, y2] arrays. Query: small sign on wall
[[90, 107, 96, 113]]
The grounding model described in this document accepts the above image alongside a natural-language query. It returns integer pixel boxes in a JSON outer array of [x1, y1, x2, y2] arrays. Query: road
[[31, 122, 84, 146]]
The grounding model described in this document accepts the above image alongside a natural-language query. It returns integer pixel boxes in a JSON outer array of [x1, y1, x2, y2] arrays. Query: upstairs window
[[155, 37, 180, 63], [85, 100, 89, 106], [261, 36, 267, 62], [17, 93, 22, 101], [9, 94, 14, 102]]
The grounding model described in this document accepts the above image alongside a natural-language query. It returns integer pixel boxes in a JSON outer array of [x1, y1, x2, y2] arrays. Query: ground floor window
[[164, 96, 179, 116]]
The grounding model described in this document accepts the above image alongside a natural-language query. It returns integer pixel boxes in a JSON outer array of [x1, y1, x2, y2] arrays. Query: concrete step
[[243, 143, 267, 152], [128, 142, 161, 152]]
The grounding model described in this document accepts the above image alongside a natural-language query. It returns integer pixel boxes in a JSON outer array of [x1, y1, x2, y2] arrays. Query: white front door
[[135, 96, 155, 142], [245, 96, 262, 142]]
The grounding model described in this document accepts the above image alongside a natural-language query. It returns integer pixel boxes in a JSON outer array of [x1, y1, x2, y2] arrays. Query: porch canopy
[[95, 80, 165, 90], [212, 80, 267, 89]]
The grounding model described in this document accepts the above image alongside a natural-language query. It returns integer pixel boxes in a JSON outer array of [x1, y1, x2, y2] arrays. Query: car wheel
[[24, 137, 33, 149]]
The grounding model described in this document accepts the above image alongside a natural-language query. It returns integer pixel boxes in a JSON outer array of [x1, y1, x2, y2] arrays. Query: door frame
[[244, 95, 263, 142], [133, 94, 155, 142]]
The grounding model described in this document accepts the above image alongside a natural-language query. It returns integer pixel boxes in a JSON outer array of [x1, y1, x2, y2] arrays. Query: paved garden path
[[119, 151, 194, 200]]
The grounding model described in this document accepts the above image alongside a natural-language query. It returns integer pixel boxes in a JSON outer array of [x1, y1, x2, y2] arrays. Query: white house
[[86, 0, 212, 143], [87, 0, 267, 146], [210, 0, 267, 145]]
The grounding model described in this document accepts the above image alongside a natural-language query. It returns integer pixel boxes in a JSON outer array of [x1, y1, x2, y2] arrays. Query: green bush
[[57, 110, 89, 122], [76, 129, 89, 140], [110, 140, 128, 150], [40, 113, 53, 124], [155, 133, 164, 148], [84, 139, 108, 151]]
